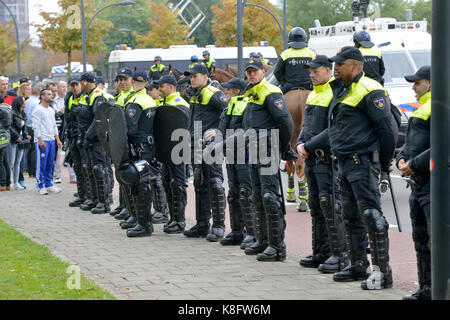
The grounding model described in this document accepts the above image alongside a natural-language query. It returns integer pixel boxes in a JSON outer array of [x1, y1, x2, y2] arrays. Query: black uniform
[[184, 83, 228, 240], [217, 95, 257, 248], [397, 91, 431, 300], [296, 78, 347, 272], [326, 73, 398, 289], [122, 88, 158, 237], [242, 78, 294, 261], [358, 47, 385, 85], [149, 64, 166, 81]]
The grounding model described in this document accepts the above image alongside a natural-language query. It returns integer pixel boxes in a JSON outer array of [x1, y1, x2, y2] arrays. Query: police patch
[[220, 96, 228, 102], [373, 97, 385, 110], [274, 98, 285, 109], [128, 107, 137, 118]]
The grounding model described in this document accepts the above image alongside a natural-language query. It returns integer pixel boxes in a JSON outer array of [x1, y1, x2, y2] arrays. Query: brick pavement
[[0, 176, 407, 300]]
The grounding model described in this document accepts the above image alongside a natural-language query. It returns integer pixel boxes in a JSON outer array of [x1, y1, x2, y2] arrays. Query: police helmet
[[191, 55, 199, 62], [288, 27, 307, 49], [202, 50, 210, 56], [353, 31, 374, 48], [117, 160, 151, 185], [154, 55, 162, 62]]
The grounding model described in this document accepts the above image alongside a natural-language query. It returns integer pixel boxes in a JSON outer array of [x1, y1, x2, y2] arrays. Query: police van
[[107, 44, 278, 84], [50, 62, 94, 82]]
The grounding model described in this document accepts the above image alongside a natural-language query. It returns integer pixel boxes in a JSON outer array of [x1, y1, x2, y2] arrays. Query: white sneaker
[[39, 188, 49, 195], [15, 183, 24, 190], [54, 178, 62, 184], [47, 186, 62, 193]]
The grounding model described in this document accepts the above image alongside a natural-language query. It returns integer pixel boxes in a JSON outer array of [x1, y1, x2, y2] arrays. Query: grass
[[0, 219, 115, 300]]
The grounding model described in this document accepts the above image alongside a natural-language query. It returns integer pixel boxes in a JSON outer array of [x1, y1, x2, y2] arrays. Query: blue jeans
[[35, 140, 56, 190], [8, 143, 24, 184]]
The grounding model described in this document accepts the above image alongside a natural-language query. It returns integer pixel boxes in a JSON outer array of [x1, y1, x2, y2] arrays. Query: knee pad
[[361, 208, 386, 232], [239, 187, 252, 204], [319, 194, 333, 218], [210, 177, 224, 193], [92, 164, 104, 175], [262, 191, 279, 209], [252, 187, 262, 204]]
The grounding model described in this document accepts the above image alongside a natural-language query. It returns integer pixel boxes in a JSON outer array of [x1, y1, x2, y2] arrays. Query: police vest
[[189, 62, 199, 69], [151, 64, 166, 72], [227, 96, 248, 116], [359, 47, 382, 59], [87, 87, 113, 106], [114, 87, 133, 108], [338, 76, 387, 108], [125, 89, 156, 110], [306, 79, 334, 107], [164, 92, 190, 109], [202, 59, 215, 70], [279, 47, 316, 88], [190, 85, 222, 105], [244, 78, 283, 106], [261, 58, 269, 65], [411, 91, 431, 121], [280, 47, 316, 63]]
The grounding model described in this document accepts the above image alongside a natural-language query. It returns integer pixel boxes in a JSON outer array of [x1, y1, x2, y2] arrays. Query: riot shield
[[153, 105, 190, 164], [94, 102, 113, 155], [108, 106, 129, 168]]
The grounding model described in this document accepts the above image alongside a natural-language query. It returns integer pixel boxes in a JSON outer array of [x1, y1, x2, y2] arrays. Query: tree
[[211, 0, 288, 53], [34, 0, 112, 79], [0, 23, 18, 74], [135, 2, 194, 48], [407, 0, 432, 28]]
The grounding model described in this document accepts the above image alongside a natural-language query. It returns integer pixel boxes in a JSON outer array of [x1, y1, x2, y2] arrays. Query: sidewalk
[[0, 176, 407, 300]]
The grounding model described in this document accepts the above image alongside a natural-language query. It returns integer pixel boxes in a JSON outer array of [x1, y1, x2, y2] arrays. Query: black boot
[[150, 178, 169, 224], [114, 208, 129, 220], [239, 186, 257, 249], [318, 195, 347, 273], [221, 189, 244, 245], [127, 183, 153, 238], [91, 165, 110, 214], [70, 163, 86, 207], [245, 189, 267, 255], [300, 205, 330, 267], [164, 180, 187, 234], [80, 166, 98, 211], [257, 192, 286, 262], [360, 209, 393, 290], [120, 216, 137, 229], [404, 232, 431, 299], [69, 197, 85, 207], [403, 286, 431, 300], [206, 178, 226, 242]]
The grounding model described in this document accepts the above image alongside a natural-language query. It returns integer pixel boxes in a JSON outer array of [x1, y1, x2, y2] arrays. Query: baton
[[278, 170, 287, 216], [387, 173, 402, 232]]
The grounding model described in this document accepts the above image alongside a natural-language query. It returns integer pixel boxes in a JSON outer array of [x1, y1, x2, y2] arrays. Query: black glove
[[281, 146, 297, 161]]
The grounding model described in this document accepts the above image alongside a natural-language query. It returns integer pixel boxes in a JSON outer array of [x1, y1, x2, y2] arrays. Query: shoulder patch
[[128, 107, 137, 118], [373, 97, 385, 110], [220, 95, 228, 102], [274, 98, 285, 109]]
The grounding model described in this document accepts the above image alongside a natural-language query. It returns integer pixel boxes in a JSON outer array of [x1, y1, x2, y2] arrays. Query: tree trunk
[[67, 49, 72, 82]]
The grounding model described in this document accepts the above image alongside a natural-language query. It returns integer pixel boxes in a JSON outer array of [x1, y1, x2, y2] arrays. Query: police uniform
[[77, 73, 115, 214], [295, 56, 347, 273], [217, 78, 257, 249], [274, 27, 316, 93], [326, 47, 398, 289], [242, 60, 294, 261], [183, 64, 228, 241], [155, 75, 191, 234], [149, 63, 166, 81], [353, 31, 385, 85], [122, 71, 158, 237], [398, 66, 431, 300]]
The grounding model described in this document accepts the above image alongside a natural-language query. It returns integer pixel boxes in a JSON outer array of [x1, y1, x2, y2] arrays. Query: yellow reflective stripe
[[88, 87, 104, 105], [126, 89, 156, 110], [115, 88, 133, 107], [203, 59, 215, 68], [164, 92, 190, 108], [339, 76, 387, 107], [227, 96, 248, 115], [280, 48, 316, 61], [243, 78, 282, 106], [306, 81, 333, 107], [411, 99, 431, 121], [190, 85, 221, 105], [261, 58, 269, 65], [189, 63, 198, 69], [359, 47, 382, 59], [151, 64, 165, 72], [418, 91, 431, 105], [68, 95, 73, 111]]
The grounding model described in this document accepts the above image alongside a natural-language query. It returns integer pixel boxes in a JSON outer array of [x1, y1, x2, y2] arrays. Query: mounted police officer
[[120, 70, 158, 237], [202, 50, 216, 75], [189, 55, 200, 70], [274, 27, 316, 94], [78, 72, 115, 214], [183, 63, 228, 241], [149, 56, 166, 81], [257, 52, 271, 66], [242, 59, 294, 261], [155, 75, 190, 234], [205, 77, 258, 249], [296, 56, 347, 273], [326, 47, 398, 289], [353, 31, 385, 86], [397, 66, 431, 300], [64, 77, 87, 208]]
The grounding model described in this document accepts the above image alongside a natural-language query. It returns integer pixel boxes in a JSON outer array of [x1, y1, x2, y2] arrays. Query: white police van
[[50, 62, 94, 82]]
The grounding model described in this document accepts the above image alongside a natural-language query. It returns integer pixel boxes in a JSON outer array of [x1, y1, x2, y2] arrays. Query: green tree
[[407, 0, 432, 28], [34, 0, 112, 79], [0, 23, 18, 74]]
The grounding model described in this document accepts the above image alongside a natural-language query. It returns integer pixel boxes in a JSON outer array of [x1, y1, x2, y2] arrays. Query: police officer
[[65, 77, 87, 207], [257, 52, 271, 66], [189, 55, 200, 70], [156, 75, 191, 234], [121, 70, 158, 237], [96, 76, 106, 91], [78, 72, 115, 214], [202, 50, 216, 75], [149, 56, 166, 81], [325, 47, 398, 289], [353, 31, 385, 86], [183, 63, 228, 241], [274, 27, 316, 94], [397, 65, 431, 300], [242, 59, 294, 261], [146, 81, 163, 104], [205, 77, 257, 249], [296, 56, 347, 273]]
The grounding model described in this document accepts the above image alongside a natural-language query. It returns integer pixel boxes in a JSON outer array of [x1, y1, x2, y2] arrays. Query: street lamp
[[120, 28, 144, 36], [81, 0, 135, 72], [0, 0, 21, 77], [112, 7, 144, 23]]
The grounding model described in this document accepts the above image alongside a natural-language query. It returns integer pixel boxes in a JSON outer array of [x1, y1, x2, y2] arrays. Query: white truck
[[49, 62, 94, 82]]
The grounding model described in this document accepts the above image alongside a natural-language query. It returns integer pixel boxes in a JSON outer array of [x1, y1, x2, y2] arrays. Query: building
[[0, 0, 30, 43]]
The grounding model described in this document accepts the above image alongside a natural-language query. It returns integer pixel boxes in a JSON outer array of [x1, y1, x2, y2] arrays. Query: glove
[[379, 171, 389, 195], [281, 146, 297, 161]]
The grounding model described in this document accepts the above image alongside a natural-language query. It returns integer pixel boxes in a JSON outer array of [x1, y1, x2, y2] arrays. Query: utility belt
[[128, 135, 155, 159], [341, 150, 380, 166], [403, 172, 428, 190], [307, 148, 332, 167]]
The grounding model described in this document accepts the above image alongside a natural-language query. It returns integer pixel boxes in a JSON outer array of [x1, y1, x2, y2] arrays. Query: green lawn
[[0, 219, 115, 300]]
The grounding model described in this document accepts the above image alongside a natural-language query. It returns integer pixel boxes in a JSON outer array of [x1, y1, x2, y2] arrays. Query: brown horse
[[284, 89, 311, 212], [210, 68, 235, 83], [225, 63, 272, 77]]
